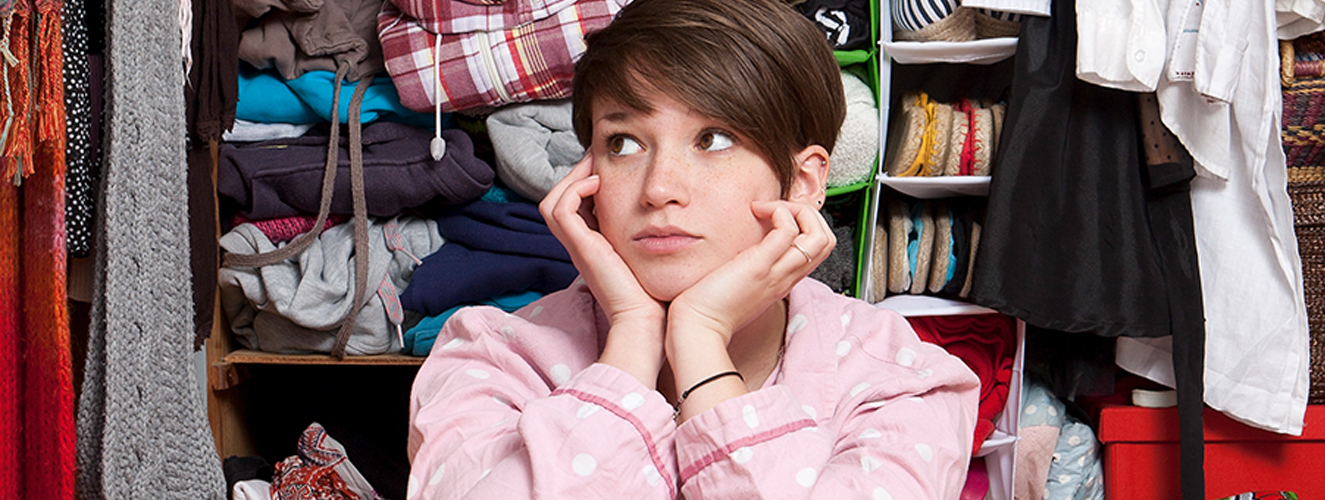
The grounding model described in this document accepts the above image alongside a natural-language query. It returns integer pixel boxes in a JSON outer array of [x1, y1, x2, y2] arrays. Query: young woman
[[406, 0, 980, 498]]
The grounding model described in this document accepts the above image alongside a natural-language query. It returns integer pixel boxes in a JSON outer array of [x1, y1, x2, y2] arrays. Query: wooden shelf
[[221, 349, 426, 366]]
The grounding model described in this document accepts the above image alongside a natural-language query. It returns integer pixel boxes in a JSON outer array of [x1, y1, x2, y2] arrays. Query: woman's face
[[590, 90, 784, 302]]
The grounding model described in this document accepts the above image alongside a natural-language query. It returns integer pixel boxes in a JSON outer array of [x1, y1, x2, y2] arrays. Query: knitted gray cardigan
[[75, 0, 227, 497]]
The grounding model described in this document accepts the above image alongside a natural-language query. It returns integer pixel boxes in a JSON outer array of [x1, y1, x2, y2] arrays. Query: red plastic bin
[[1098, 404, 1325, 499]]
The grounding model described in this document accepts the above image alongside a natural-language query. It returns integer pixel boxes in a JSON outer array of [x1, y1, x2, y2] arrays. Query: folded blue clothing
[[403, 290, 543, 356], [400, 200, 577, 316], [433, 200, 572, 261], [237, 65, 436, 127]]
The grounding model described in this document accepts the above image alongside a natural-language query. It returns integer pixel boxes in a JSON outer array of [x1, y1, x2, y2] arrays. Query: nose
[[640, 150, 690, 208]]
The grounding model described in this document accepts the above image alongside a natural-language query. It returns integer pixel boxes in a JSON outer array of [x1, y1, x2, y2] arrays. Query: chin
[[637, 271, 700, 303]]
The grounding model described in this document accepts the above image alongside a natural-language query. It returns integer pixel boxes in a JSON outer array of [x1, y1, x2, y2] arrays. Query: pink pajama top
[[407, 278, 980, 500]]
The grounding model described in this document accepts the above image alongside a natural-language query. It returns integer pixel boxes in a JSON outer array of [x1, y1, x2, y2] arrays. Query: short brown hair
[[571, 0, 846, 194]]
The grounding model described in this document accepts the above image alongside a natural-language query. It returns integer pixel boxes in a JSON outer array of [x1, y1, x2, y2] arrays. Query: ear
[[786, 145, 830, 206]]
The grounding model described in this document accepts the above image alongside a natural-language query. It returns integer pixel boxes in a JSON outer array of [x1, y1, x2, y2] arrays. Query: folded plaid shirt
[[391, 0, 580, 33], [379, 0, 629, 113]]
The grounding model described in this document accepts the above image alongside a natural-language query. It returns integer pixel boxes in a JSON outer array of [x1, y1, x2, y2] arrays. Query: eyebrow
[[595, 110, 633, 124]]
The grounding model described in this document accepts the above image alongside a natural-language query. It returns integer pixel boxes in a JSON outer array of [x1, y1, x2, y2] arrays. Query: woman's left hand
[[666, 200, 835, 347]]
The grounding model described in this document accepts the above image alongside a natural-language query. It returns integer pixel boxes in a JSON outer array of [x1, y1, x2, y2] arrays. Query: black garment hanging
[[967, 0, 1206, 499], [186, 0, 240, 349]]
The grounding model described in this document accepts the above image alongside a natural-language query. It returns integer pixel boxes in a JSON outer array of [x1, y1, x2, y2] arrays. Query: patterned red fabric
[[389, 0, 578, 33], [232, 214, 349, 244], [272, 454, 364, 500], [271, 424, 384, 500], [377, 0, 627, 113], [907, 313, 1018, 455], [0, 1, 74, 498]]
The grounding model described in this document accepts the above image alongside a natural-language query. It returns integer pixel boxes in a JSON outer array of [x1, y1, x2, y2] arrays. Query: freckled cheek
[[590, 195, 631, 250]]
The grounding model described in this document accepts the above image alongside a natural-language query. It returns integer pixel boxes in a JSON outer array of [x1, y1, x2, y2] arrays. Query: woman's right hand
[[540, 155, 667, 388]]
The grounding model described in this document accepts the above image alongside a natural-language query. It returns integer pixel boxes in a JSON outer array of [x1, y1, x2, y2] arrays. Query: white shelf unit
[[864, 9, 1023, 500]]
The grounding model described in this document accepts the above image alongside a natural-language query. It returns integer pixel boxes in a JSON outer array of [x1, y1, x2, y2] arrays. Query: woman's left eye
[[698, 131, 734, 151]]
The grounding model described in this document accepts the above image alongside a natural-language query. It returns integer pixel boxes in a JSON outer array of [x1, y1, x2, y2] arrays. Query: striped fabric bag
[[378, 0, 629, 114]]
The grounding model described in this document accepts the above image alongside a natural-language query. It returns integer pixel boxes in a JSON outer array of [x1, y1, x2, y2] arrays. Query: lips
[[632, 225, 699, 254]]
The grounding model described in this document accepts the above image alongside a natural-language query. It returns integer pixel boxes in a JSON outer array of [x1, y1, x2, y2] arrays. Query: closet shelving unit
[[861, 12, 1023, 500]]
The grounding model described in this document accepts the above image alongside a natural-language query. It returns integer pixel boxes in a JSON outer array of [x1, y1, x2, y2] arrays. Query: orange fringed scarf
[[0, 0, 73, 499]]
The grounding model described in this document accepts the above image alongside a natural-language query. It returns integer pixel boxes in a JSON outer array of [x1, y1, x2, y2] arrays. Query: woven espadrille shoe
[[928, 203, 954, 293], [941, 205, 973, 297], [909, 201, 935, 295], [971, 103, 995, 176], [892, 1, 975, 42], [974, 9, 1022, 39], [887, 199, 912, 294], [946, 99, 973, 176], [886, 92, 930, 177], [991, 100, 1007, 162], [871, 216, 892, 300], [925, 101, 954, 177], [960, 220, 981, 298]]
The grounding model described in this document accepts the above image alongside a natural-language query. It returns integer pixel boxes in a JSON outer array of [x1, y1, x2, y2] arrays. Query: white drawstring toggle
[[430, 135, 446, 161]]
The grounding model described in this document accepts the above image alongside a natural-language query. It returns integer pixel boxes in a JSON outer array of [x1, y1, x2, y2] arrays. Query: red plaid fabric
[[390, 0, 580, 33], [379, 0, 628, 113]]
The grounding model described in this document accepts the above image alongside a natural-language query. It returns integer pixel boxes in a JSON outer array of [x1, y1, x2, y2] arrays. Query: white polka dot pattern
[[429, 464, 446, 485], [549, 364, 572, 385], [873, 487, 894, 500], [466, 369, 490, 379], [895, 348, 916, 367], [730, 447, 753, 464], [859, 428, 881, 439], [914, 443, 933, 462], [441, 338, 466, 350], [407, 474, 420, 498], [642, 464, 662, 486], [850, 382, 871, 397], [835, 340, 852, 357], [572, 454, 597, 476], [742, 405, 760, 428], [795, 467, 817, 487], [576, 402, 600, 419], [861, 455, 882, 472], [63, 0, 95, 257], [787, 314, 809, 334], [621, 392, 644, 410], [801, 405, 818, 419]]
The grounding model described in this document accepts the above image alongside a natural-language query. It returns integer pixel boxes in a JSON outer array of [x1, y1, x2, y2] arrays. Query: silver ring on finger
[[792, 242, 813, 264]]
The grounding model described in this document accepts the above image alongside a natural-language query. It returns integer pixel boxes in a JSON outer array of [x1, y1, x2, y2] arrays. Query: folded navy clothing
[[218, 122, 493, 219], [400, 200, 577, 316], [433, 200, 571, 261]]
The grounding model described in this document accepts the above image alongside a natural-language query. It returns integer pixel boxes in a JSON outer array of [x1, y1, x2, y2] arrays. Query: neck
[[727, 298, 788, 391]]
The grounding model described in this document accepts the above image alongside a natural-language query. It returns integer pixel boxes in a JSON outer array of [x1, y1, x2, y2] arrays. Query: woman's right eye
[[609, 135, 642, 156]]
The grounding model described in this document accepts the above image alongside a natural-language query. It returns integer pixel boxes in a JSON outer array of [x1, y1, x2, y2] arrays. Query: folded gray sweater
[[486, 99, 584, 202], [219, 216, 444, 355]]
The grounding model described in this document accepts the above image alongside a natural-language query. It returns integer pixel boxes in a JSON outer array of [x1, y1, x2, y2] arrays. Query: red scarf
[[0, 1, 74, 498]]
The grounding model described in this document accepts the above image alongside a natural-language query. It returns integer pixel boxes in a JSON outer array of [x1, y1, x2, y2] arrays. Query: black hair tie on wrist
[[675, 370, 744, 411]]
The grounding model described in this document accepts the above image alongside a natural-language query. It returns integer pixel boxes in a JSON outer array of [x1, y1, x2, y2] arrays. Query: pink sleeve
[[675, 310, 980, 500], [407, 308, 680, 500]]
